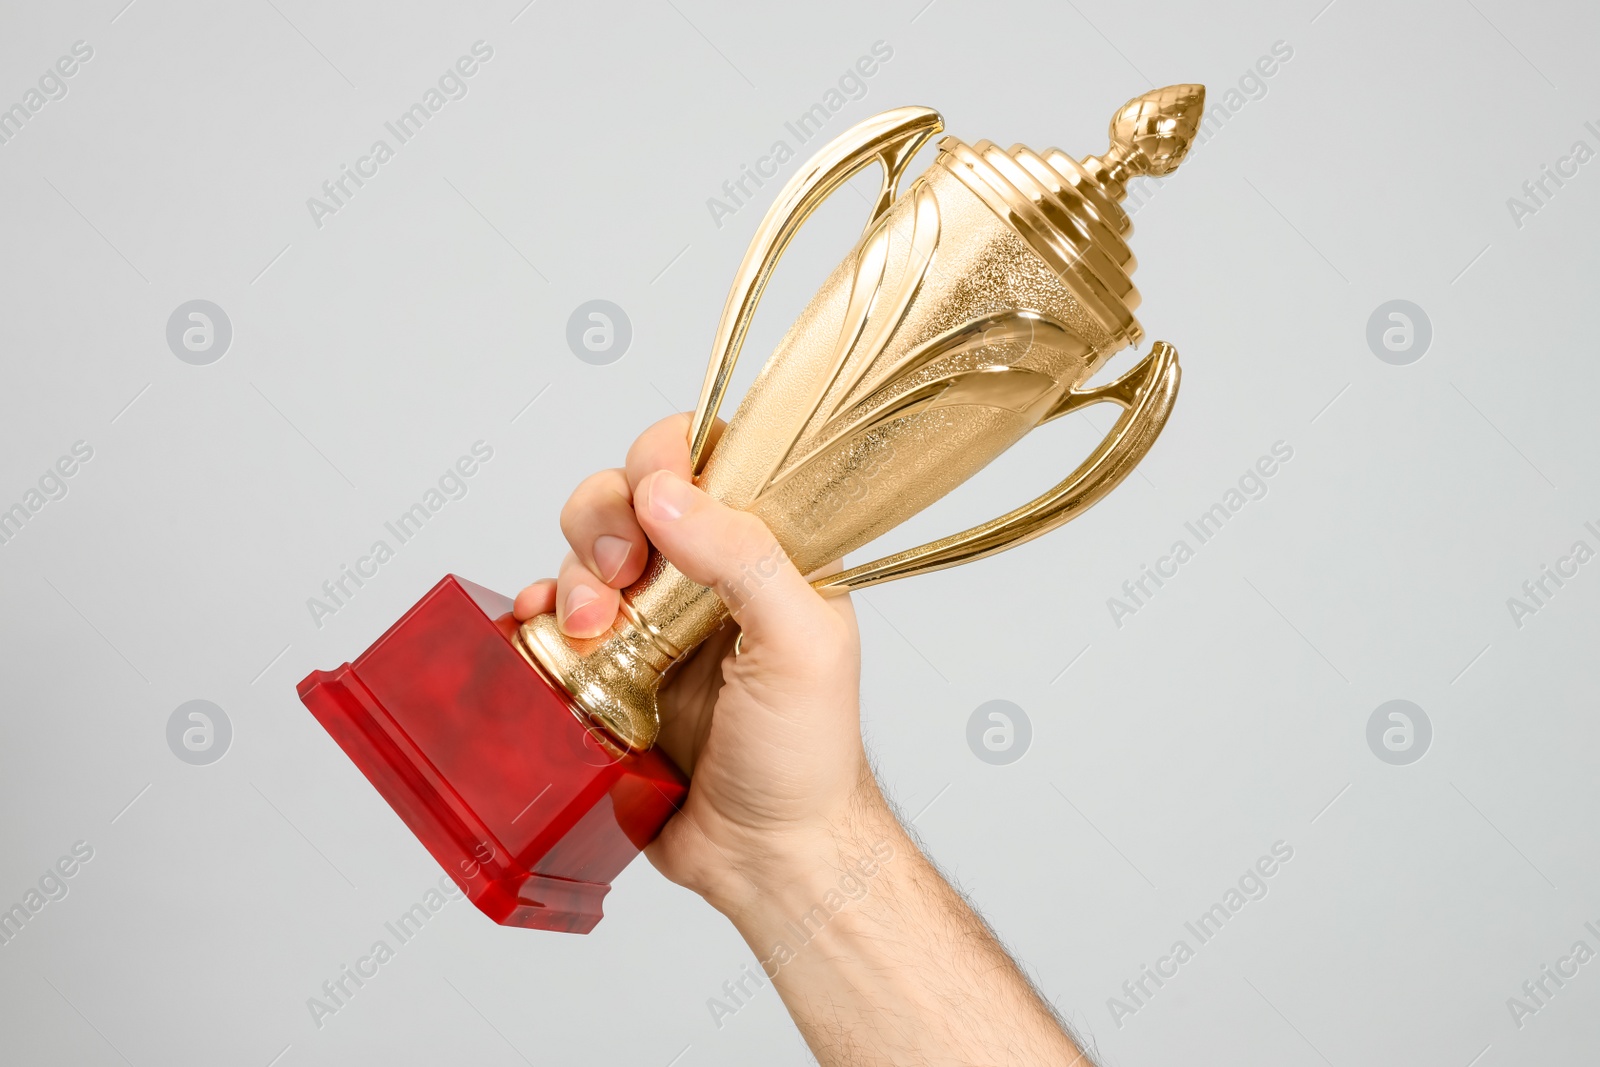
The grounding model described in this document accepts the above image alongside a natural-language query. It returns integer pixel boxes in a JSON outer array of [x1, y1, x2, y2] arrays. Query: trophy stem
[[516, 555, 727, 752]]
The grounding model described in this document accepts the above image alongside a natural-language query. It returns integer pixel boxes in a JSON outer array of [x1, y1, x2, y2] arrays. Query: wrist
[[704, 779, 907, 926]]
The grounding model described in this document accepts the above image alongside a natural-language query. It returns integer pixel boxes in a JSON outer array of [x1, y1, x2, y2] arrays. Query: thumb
[[635, 469, 827, 647]]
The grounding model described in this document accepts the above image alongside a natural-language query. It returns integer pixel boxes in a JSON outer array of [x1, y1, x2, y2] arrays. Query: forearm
[[710, 785, 1090, 1066]]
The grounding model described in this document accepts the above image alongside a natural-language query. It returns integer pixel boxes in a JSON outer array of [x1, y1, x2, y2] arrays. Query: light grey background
[[2, 0, 1596, 1063]]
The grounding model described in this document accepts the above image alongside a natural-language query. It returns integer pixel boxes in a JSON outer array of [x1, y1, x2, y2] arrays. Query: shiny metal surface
[[519, 86, 1206, 750]]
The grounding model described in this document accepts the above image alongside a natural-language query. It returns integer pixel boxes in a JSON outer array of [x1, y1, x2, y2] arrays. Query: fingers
[[541, 412, 728, 639], [554, 463, 653, 639], [559, 469, 648, 587], [623, 412, 724, 494], [634, 468, 838, 652], [512, 578, 556, 621], [556, 551, 619, 638], [624, 413, 694, 493]]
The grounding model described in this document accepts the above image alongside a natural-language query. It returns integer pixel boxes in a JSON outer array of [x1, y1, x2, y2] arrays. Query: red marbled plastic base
[[298, 575, 687, 933]]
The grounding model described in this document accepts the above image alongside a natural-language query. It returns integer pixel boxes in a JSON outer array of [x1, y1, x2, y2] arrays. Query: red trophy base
[[298, 575, 688, 934]]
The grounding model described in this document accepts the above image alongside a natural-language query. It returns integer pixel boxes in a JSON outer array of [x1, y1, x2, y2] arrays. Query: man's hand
[[513, 413, 1094, 1066], [510, 413, 869, 907]]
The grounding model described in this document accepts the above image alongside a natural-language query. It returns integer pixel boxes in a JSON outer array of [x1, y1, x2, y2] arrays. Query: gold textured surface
[[518, 86, 1205, 751]]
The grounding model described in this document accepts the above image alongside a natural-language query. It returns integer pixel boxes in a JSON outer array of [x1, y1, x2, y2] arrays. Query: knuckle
[[623, 439, 651, 476], [558, 496, 581, 536], [560, 471, 627, 536], [632, 415, 688, 458], [627, 417, 695, 487]]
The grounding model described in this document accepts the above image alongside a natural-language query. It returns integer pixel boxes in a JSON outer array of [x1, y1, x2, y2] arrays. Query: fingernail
[[593, 535, 632, 584], [645, 471, 692, 521], [562, 585, 598, 630]]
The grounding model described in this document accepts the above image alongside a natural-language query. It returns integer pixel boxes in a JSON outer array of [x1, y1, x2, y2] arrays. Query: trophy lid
[[932, 84, 1206, 352]]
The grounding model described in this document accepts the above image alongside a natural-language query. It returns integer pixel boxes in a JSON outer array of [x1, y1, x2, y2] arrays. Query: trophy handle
[[809, 341, 1181, 596], [687, 106, 946, 474]]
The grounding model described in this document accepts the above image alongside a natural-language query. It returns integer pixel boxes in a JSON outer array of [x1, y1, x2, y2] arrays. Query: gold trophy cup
[[521, 85, 1207, 751], [301, 85, 1207, 933]]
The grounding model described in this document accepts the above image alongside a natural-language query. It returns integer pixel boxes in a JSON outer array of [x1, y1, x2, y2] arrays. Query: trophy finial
[[1083, 84, 1205, 199]]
